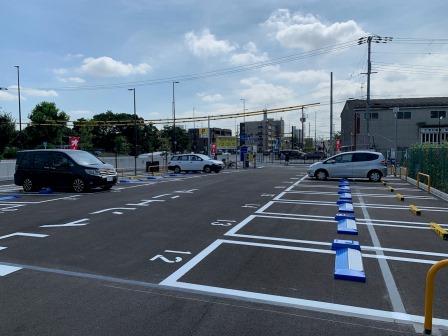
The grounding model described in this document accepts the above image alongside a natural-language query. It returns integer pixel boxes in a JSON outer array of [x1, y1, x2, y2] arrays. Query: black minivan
[[14, 149, 118, 192]]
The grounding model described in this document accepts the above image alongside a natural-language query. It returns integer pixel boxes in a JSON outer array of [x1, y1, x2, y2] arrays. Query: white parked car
[[307, 151, 388, 182], [168, 154, 224, 173]]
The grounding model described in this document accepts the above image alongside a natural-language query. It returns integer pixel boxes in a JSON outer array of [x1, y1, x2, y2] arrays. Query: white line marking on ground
[[40, 218, 89, 228], [152, 194, 171, 199], [0, 264, 22, 276], [164, 250, 192, 255], [0, 232, 48, 240], [358, 194, 419, 332], [90, 207, 136, 214], [171, 196, 180, 199], [126, 200, 165, 206], [160, 239, 448, 329]]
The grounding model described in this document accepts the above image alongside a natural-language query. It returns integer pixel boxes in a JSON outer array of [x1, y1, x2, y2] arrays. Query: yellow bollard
[[409, 204, 421, 216], [424, 259, 448, 334], [387, 185, 394, 192], [430, 223, 448, 240], [395, 193, 404, 201]]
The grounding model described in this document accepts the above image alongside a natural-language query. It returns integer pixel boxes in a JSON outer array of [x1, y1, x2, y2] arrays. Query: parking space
[[1, 166, 448, 335]]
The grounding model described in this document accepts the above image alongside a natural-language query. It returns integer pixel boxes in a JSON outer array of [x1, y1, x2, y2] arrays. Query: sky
[[1, 0, 448, 139]]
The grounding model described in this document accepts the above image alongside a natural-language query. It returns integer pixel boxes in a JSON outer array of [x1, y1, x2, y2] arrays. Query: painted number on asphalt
[[211, 219, 236, 227], [150, 250, 191, 263]]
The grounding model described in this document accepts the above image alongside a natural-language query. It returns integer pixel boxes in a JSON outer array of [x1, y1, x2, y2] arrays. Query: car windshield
[[67, 151, 103, 166]]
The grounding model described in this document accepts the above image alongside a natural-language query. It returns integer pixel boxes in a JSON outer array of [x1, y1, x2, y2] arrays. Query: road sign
[[69, 136, 80, 150]]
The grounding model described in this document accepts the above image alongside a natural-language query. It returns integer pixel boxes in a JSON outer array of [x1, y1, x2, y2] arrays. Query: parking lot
[[0, 165, 447, 335]]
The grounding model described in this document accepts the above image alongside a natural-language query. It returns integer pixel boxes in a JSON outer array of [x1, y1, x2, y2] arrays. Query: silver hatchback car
[[307, 151, 387, 182]]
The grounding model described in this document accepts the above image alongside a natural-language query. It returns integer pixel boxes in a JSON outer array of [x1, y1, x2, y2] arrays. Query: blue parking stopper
[[39, 187, 53, 194], [337, 199, 352, 205], [338, 203, 354, 213], [334, 247, 366, 282], [332, 239, 360, 251], [339, 193, 352, 200], [335, 212, 355, 221], [338, 188, 351, 194], [0, 195, 20, 201], [339, 181, 350, 186], [119, 179, 132, 183], [337, 219, 358, 235]]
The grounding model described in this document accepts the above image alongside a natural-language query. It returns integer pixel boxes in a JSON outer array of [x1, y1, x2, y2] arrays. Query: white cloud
[[185, 29, 236, 57], [264, 9, 366, 50], [0, 90, 16, 101], [65, 53, 84, 59], [230, 42, 269, 65], [240, 77, 295, 105], [197, 92, 223, 102], [79, 56, 152, 77], [6, 86, 58, 98], [269, 68, 329, 83], [53, 68, 68, 75], [57, 76, 86, 83]]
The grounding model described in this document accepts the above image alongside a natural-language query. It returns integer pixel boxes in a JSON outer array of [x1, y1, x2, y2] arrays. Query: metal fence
[[403, 145, 448, 193]]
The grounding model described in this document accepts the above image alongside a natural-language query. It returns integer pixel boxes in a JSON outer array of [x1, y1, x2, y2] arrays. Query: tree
[[91, 110, 143, 154], [24, 102, 70, 148], [73, 118, 94, 151], [140, 123, 161, 153], [160, 125, 190, 153], [0, 112, 17, 154]]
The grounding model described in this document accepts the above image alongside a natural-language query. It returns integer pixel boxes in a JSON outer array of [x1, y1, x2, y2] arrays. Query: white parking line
[[0, 264, 22, 276], [160, 239, 448, 330]]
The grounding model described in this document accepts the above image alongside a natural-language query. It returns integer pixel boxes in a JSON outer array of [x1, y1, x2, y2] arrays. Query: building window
[[371, 112, 378, 119], [431, 111, 446, 119], [397, 111, 411, 119]]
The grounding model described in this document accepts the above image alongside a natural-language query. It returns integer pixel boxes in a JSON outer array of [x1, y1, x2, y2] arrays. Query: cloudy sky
[[1, 0, 448, 138]]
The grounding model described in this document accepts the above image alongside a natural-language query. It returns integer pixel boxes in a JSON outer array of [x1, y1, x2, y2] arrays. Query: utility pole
[[314, 111, 317, 151], [240, 98, 246, 146], [128, 88, 137, 176], [172, 81, 179, 153], [14, 66, 22, 133], [300, 106, 305, 149], [207, 115, 211, 157], [291, 126, 294, 150], [358, 35, 392, 149], [330, 71, 333, 154]]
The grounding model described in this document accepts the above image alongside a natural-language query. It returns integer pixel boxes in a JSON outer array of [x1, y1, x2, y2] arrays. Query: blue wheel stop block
[[335, 212, 355, 221], [338, 187, 351, 194], [39, 187, 53, 194], [334, 247, 366, 282], [338, 203, 354, 213], [339, 193, 352, 200], [337, 199, 352, 205], [337, 219, 358, 235], [0, 195, 21, 201], [331, 239, 360, 251]]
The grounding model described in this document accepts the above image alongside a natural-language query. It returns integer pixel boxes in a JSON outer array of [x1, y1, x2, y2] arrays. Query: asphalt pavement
[[0, 165, 447, 335]]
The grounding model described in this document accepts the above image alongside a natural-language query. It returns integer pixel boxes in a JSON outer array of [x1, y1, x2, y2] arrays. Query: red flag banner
[[69, 136, 80, 150]]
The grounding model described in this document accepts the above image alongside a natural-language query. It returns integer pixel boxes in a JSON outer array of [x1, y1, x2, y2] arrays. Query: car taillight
[[381, 160, 386, 166]]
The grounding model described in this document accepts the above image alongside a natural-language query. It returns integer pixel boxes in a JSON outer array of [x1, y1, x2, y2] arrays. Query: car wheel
[[368, 170, 382, 182], [22, 177, 35, 192], [315, 169, 328, 181], [72, 178, 86, 192], [174, 166, 181, 174], [203, 165, 212, 173]]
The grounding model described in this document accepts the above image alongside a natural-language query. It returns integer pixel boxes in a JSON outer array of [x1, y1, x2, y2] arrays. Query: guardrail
[[424, 259, 448, 334], [417, 172, 431, 193]]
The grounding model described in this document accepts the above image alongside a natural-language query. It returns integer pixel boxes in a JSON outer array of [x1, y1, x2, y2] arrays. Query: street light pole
[[128, 88, 137, 176], [240, 98, 246, 146], [14, 66, 22, 133], [439, 114, 444, 145], [172, 81, 179, 153]]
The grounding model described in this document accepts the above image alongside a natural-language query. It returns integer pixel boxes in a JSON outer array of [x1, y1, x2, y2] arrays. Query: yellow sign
[[216, 136, 237, 148], [199, 128, 209, 138]]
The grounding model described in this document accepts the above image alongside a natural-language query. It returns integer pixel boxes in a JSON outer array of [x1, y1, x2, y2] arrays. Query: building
[[240, 115, 284, 153], [188, 127, 232, 153], [340, 97, 448, 155]]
